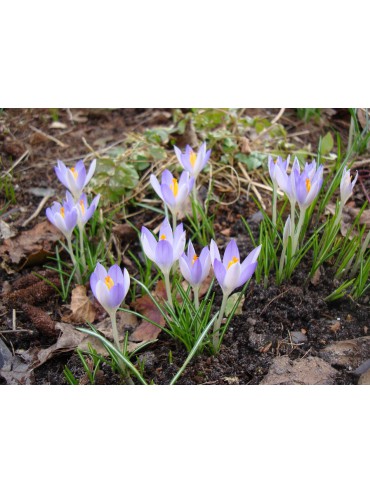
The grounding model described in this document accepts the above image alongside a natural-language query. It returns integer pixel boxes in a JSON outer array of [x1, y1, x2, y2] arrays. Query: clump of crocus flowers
[[46, 159, 100, 282]]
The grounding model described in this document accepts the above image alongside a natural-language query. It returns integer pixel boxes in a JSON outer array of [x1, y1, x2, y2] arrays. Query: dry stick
[[22, 194, 53, 227], [29, 125, 68, 148], [237, 163, 266, 209], [1, 150, 30, 178], [260, 288, 292, 315]]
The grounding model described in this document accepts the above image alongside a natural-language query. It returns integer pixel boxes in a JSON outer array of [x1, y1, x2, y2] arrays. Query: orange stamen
[[192, 254, 198, 265], [169, 178, 179, 197], [104, 276, 114, 290], [189, 151, 197, 168], [60, 207, 65, 218], [79, 199, 85, 215], [70, 167, 78, 179], [160, 234, 166, 240], [306, 178, 311, 193], [227, 256, 239, 270]]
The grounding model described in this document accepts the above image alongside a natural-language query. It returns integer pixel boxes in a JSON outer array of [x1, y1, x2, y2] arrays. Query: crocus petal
[[108, 264, 124, 286], [155, 240, 174, 272], [54, 162, 70, 189], [210, 239, 221, 264], [150, 174, 164, 200], [237, 262, 257, 288], [213, 258, 226, 287], [191, 258, 203, 285], [64, 208, 78, 232], [75, 163, 86, 192], [161, 184, 177, 207], [123, 268, 130, 299], [223, 239, 240, 267], [173, 230, 186, 260], [84, 159, 96, 186], [241, 245, 262, 270], [141, 227, 157, 262], [107, 283, 125, 309], [223, 261, 241, 293], [95, 280, 114, 313], [179, 256, 192, 284], [159, 218, 174, 244], [187, 240, 196, 259]]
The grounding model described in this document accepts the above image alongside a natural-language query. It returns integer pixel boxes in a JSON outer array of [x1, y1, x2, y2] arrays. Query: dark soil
[[1, 108, 369, 385]]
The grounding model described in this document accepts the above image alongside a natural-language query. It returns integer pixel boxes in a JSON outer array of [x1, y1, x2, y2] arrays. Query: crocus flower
[[268, 155, 290, 188], [46, 199, 78, 240], [275, 157, 300, 203], [65, 191, 101, 227], [54, 159, 96, 200], [141, 218, 186, 275], [210, 239, 261, 296], [340, 166, 358, 206], [179, 241, 211, 288], [150, 170, 194, 217], [174, 142, 211, 179], [294, 161, 323, 210], [90, 263, 130, 316]]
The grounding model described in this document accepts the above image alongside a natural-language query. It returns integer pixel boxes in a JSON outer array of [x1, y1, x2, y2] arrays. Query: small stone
[[320, 337, 370, 369], [260, 356, 337, 385], [329, 320, 341, 334], [352, 359, 370, 376], [0, 339, 13, 370], [290, 331, 308, 344], [358, 369, 370, 385], [247, 317, 257, 326]]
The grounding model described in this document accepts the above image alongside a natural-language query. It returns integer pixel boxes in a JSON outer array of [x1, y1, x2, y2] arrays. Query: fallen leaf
[[130, 283, 166, 343], [225, 293, 245, 317], [49, 121, 67, 129], [329, 320, 341, 334], [64, 285, 96, 324], [0, 219, 17, 240], [0, 220, 62, 267]]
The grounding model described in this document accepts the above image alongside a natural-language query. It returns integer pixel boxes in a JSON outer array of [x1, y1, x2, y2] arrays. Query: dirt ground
[[0, 108, 369, 385]]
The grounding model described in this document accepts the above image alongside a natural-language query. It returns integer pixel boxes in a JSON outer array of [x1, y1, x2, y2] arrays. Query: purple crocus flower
[[275, 157, 300, 203], [340, 166, 358, 206], [141, 218, 186, 275], [54, 159, 96, 200], [179, 241, 211, 288], [174, 142, 211, 179], [65, 191, 100, 226], [46, 199, 78, 239], [90, 263, 130, 316], [268, 155, 290, 188], [293, 161, 323, 210], [150, 170, 194, 217], [210, 239, 261, 296]]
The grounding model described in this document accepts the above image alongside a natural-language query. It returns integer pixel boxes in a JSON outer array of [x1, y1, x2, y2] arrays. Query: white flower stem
[[67, 236, 82, 284], [272, 185, 277, 227], [213, 292, 229, 351], [279, 244, 287, 279], [290, 199, 296, 238], [172, 213, 177, 232], [193, 285, 200, 310], [164, 272, 174, 309], [110, 312, 134, 384], [78, 223, 87, 270], [292, 208, 305, 256], [192, 182, 198, 203]]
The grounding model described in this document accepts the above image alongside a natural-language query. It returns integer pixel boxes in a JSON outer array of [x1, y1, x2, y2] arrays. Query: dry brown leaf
[[64, 285, 96, 323], [130, 283, 166, 343], [0, 220, 62, 267]]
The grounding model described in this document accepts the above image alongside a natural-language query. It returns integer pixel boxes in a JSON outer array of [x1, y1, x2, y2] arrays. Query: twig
[[22, 194, 53, 227], [237, 163, 266, 209], [29, 125, 68, 148], [271, 108, 285, 125], [1, 150, 30, 178]]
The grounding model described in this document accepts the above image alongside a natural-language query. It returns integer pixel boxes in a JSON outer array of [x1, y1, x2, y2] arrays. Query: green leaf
[[236, 152, 266, 171], [321, 132, 334, 155]]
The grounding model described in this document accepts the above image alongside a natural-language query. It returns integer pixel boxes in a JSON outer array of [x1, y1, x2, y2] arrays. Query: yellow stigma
[[227, 256, 239, 270], [160, 234, 166, 240], [60, 207, 65, 218], [169, 178, 179, 197], [306, 178, 311, 193], [70, 167, 78, 179], [189, 151, 197, 168], [79, 199, 85, 215], [192, 254, 198, 265], [104, 275, 114, 290]]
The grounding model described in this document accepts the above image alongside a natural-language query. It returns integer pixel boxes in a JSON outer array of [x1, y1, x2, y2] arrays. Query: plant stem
[[192, 182, 198, 204], [164, 272, 174, 309], [193, 286, 200, 310], [172, 212, 177, 232], [213, 292, 229, 351], [67, 236, 82, 284], [110, 312, 134, 384], [78, 223, 87, 270], [293, 208, 305, 255], [272, 185, 277, 227], [290, 199, 296, 238]]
